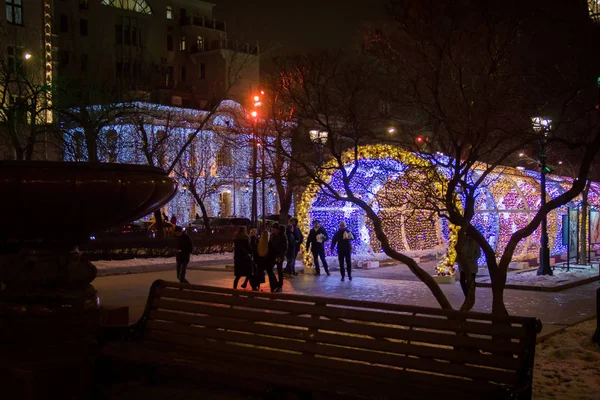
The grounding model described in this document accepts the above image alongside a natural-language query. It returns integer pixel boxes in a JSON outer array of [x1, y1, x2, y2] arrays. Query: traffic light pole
[[537, 132, 552, 276], [251, 135, 258, 229]]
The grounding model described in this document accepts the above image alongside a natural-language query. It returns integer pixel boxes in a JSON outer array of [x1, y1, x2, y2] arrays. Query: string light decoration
[[299, 145, 600, 275]]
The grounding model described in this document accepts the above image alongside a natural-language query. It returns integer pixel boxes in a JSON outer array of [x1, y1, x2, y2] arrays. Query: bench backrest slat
[[145, 319, 518, 384], [147, 309, 521, 371], [157, 287, 527, 339]]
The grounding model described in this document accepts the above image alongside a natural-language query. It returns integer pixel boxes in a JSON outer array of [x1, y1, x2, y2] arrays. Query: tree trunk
[[198, 200, 212, 237], [191, 188, 212, 237], [578, 181, 591, 265], [278, 190, 293, 226], [84, 126, 99, 163], [153, 209, 165, 239]]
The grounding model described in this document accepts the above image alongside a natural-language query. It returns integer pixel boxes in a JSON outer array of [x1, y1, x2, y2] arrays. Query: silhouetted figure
[[331, 221, 354, 281], [174, 226, 193, 283], [285, 224, 297, 276], [289, 217, 303, 276], [458, 235, 481, 298], [233, 227, 253, 289], [268, 223, 287, 292], [306, 220, 329, 276], [252, 230, 269, 291], [170, 215, 177, 226]]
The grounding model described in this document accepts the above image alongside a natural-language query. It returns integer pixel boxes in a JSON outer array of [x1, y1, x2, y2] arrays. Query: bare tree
[[0, 26, 52, 160], [365, 0, 600, 313]]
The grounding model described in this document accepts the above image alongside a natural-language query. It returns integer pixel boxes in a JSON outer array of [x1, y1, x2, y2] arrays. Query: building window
[[167, 35, 173, 51], [59, 50, 69, 66], [60, 14, 69, 33], [166, 5, 173, 19], [180, 67, 186, 82], [81, 53, 88, 72], [6, 46, 24, 74], [216, 146, 232, 167], [80, 19, 88, 36], [6, 0, 23, 26], [101, 0, 152, 15], [180, 36, 186, 51], [196, 36, 204, 51], [79, 0, 89, 11], [115, 24, 122, 44], [131, 26, 138, 45], [165, 66, 173, 87], [199, 63, 205, 80]]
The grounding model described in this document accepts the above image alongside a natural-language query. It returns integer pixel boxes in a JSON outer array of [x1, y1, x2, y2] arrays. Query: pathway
[[93, 264, 599, 337]]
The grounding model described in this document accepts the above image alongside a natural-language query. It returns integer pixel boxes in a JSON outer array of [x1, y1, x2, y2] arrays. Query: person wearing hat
[[268, 223, 288, 292], [306, 220, 330, 276]]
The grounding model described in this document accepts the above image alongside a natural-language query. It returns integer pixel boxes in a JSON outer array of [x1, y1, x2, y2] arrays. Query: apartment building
[[1, 0, 259, 109]]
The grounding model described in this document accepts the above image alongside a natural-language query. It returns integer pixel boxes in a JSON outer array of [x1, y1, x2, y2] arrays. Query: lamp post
[[250, 110, 258, 229], [532, 116, 553, 276]]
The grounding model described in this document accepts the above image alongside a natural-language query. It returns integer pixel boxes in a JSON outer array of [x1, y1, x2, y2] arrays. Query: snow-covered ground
[[477, 265, 599, 287], [93, 252, 233, 270], [534, 319, 600, 399]]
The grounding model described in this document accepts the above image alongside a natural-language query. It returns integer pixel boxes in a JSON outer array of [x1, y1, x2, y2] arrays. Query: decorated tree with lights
[[366, 0, 600, 313]]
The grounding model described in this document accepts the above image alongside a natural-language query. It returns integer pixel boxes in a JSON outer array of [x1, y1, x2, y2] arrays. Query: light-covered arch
[[297, 145, 459, 275]]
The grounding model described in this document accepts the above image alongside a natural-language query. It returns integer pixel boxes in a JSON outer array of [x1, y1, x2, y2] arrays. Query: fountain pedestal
[[0, 162, 176, 399]]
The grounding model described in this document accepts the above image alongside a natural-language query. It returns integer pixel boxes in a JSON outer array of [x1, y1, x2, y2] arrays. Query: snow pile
[[93, 252, 233, 270], [477, 266, 598, 287], [534, 319, 600, 399]]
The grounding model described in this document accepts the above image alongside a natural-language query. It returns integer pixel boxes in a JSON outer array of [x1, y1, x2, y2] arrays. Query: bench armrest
[[97, 323, 143, 346]]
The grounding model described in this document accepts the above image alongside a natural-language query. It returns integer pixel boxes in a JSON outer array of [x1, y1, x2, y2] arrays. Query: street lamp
[[532, 116, 553, 276]]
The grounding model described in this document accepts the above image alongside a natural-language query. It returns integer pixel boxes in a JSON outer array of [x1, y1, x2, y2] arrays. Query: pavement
[[93, 259, 599, 338]]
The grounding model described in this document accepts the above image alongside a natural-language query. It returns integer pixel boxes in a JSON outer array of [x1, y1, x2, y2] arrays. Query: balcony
[[180, 16, 226, 31], [190, 40, 259, 56]]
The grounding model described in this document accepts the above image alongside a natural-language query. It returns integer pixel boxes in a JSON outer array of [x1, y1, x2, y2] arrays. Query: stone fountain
[[0, 161, 177, 398]]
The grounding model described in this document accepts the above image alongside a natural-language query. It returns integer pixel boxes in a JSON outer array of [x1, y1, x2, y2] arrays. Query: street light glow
[[24, 53, 32, 60], [531, 116, 552, 133], [253, 95, 260, 102], [251, 111, 258, 118], [388, 127, 395, 134], [519, 152, 524, 157], [558, 161, 563, 165]]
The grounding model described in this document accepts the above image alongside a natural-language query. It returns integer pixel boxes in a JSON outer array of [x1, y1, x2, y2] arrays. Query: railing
[[180, 16, 226, 31], [190, 40, 259, 56]]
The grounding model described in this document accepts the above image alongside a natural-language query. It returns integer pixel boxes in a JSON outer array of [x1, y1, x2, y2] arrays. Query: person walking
[[233, 226, 253, 289], [284, 224, 297, 277], [306, 220, 329, 276], [289, 217, 303, 276], [251, 229, 269, 291], [331, 221, 354, 281], [458, 235, 481, 299], [268, 223, 287, 292], [174, 226, 193, 283]]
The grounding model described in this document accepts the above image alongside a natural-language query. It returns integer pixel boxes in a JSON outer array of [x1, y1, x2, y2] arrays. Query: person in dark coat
[[284, 224, 297, 276], [331, 221, 354, 281], [289, 218, 303, 276], [252, 229, 269, 291], [233, 226, 253, 289], [306, 220, 330, 276], [458, 235, 481, 298], [174, 226, 193, 283], [170, 215, 178, 226], [268, 223, 287, 292]]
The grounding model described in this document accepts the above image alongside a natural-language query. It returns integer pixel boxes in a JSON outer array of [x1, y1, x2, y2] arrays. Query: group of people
[[233, 218, 304, 292], [233, 218, 356, 291]]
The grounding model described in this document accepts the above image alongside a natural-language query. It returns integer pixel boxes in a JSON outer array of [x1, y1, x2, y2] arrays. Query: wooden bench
[[97, 280, 542, 399]]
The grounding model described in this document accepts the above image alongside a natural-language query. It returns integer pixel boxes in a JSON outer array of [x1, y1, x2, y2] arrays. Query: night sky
[[214, 0, 386, 53]]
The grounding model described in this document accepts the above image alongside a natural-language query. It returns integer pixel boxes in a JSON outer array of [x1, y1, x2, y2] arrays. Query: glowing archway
[[297, 145, 459, 275]]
